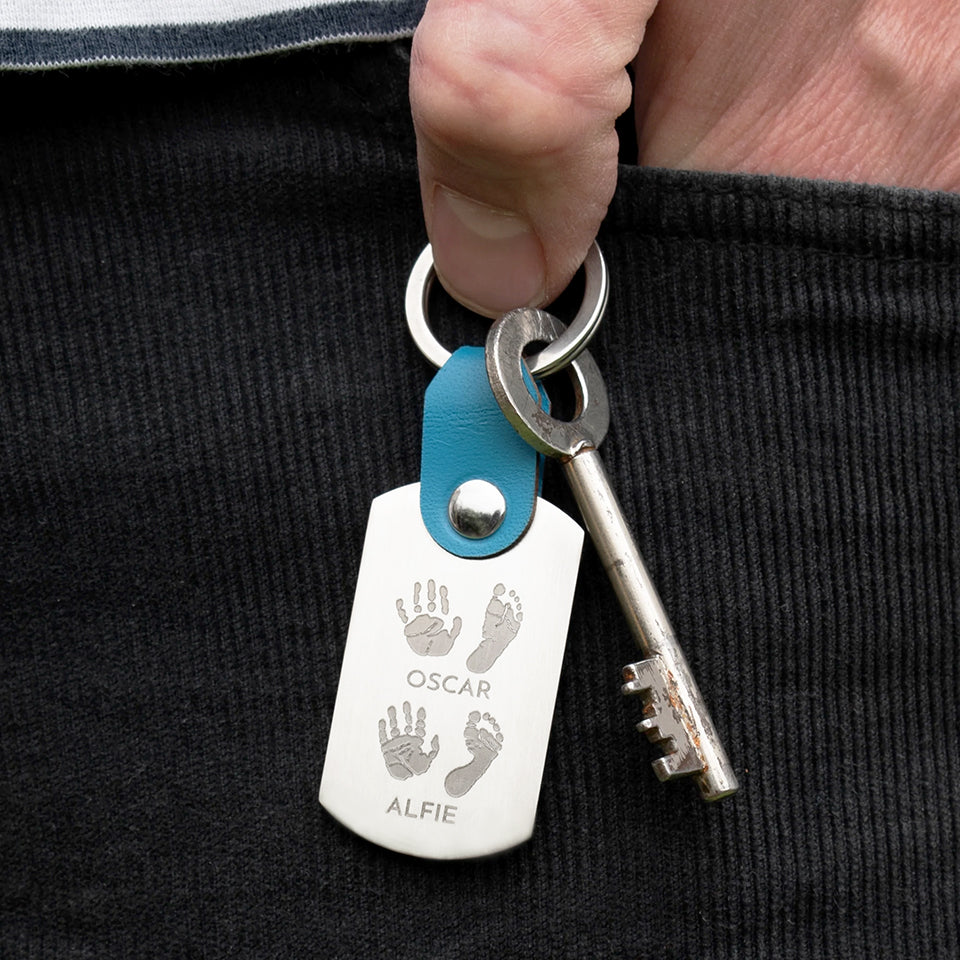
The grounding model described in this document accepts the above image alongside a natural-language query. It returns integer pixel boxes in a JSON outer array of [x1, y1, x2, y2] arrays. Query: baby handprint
[[396, 579, 461, 656], [378, 702, 440, 781]]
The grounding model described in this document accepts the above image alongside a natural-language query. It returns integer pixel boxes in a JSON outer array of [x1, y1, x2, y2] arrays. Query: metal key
[[486, 308, 739, 801]]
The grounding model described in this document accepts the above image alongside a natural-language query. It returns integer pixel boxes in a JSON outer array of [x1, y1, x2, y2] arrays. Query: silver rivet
[[448, 480, 506, 539]]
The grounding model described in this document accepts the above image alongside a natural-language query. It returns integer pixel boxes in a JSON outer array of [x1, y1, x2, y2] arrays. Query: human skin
[[410, 0, 960, 316]]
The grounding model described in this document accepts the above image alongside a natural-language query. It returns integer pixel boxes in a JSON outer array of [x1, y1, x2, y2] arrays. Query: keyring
[[405, 240, 608, 377]]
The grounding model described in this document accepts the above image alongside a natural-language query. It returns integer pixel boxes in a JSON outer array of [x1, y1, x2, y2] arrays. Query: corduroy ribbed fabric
[[1, 41, 958, 959]]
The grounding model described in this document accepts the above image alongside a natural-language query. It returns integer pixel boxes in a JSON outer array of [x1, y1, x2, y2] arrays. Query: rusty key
[[486, 308, 738, 801]]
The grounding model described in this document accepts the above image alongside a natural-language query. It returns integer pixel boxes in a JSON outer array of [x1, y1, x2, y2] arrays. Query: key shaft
[[563, 448, 738, 800]]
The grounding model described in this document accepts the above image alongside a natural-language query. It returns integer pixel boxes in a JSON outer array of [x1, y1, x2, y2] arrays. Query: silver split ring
[[404, 240, 608, 377]]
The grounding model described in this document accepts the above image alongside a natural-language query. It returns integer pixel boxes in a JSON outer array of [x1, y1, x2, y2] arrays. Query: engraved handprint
[[396, 579, 462, 656], [378, 702, 440, 781]]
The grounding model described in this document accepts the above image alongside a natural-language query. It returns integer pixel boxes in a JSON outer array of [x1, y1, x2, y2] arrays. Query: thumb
[[410, 0, 653, 317]]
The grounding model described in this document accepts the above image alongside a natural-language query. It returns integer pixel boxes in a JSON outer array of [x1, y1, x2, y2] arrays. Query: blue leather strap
[[420, 347, 543, 558]]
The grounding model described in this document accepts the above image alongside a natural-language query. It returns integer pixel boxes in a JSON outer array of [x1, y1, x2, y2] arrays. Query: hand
[[396, 580, 462, 657], [378, 702, 440, 781], [632, 0, 960, 189], [410, 0, 960, 316], [410, 0, 650, 317]]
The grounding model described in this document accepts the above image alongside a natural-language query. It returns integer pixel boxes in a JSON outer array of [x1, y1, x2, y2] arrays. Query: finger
[[413, 581, 421, 612], [388, 704, 399, 739], [428, 735, 440, 761], [439, 584, 448, 616], [427, 578, 436, 612], [415, 706, 427, 739], [378, 718, 387, 744], [403, 700, 413, 734], [411, 0, 654, 316], [395, 598, 408, 624], [448, 616, 461, 642]]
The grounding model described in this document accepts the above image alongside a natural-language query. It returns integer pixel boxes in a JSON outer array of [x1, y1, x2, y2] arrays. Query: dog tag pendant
[[320, 347, 583, 859]]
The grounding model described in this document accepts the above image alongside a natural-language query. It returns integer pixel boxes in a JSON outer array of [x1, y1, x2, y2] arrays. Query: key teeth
[[621, 657, 706, 781], [635, 716, 681, 757], [653, 749, 704, 779], [651, 756, 674, 783], [621, 679, 648, 698], [621, 658, 662, 697]]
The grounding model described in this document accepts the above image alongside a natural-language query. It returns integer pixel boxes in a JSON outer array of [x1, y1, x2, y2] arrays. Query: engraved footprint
[[396, 579, 462, 656], [465, 584, 522, 673], [443, 711, 503, 798]]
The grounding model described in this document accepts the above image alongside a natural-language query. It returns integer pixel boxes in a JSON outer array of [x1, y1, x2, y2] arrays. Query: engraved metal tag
[[320, 483, 583, 859]]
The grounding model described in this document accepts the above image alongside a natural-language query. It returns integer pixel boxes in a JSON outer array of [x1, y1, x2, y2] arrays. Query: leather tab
[[420, 346, 542, 558]]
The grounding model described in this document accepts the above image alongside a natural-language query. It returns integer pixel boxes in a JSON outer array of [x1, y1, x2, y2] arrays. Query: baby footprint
[[443, 711, 503, 798], [465, 584, 522, 673]]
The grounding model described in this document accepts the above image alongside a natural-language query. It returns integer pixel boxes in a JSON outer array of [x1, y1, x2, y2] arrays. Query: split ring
[[404, 240, 608, 377]]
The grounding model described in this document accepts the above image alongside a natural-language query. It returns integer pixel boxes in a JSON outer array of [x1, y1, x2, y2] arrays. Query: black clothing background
[[2, 42, 958, 959]]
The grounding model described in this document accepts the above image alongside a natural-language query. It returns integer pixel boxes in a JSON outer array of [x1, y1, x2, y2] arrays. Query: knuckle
[[412, 0, 635, 167]]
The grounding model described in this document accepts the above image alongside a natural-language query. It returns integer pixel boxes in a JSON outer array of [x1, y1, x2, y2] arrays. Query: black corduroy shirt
[[2, 41, 958, 959]]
